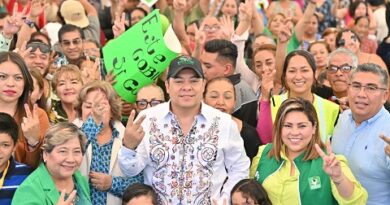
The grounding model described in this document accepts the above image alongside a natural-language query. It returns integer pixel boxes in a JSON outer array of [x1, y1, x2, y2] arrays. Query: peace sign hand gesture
[[56, 190, 77, 205], [315, 141, 343, 182], [3, 3, 27, 38], [123, 110, 146, 150], [113, 12, 126, 38], [21, 104, 40, 147]]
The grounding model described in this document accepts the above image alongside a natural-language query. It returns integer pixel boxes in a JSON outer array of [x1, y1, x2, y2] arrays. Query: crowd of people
[[0, 0, 390, 204]]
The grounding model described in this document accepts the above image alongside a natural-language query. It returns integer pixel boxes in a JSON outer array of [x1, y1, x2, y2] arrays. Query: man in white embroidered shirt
[[118, 55, 250, 204]]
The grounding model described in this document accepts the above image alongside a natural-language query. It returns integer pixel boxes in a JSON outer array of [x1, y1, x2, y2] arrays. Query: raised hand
[[16, 41, 33, 59], [219, 15, 234, 40], [315, 141, 342, 181], [56, 190, 77, 205], [194, 24, 206, 46], [3, 3, 27, 38], [29, 0, 45, 20], [380, 135, 390, 157], [104, 69, 117, 85], [91, 90, 109, 125], [81, 56, 101, 83], [21, 104, 40, 147], [277, 20, 292, 44], [89, 171, 112, 191], [173, 0, 187, 12], [123, 110, 146, 150], [113, 12, 126, 38], [238, 0, 253, 22]]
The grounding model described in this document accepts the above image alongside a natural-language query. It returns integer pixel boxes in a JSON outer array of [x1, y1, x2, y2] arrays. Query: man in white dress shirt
[[118, 55, 250, 204]]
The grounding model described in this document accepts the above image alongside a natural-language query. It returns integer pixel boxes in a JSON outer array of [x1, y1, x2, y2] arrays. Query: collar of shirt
[[158, 101, 217, 123], [347, 106, 387, 126]]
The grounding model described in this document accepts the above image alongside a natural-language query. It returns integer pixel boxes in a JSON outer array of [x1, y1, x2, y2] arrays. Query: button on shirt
[[118, 102, 250, 205], [332, 107, 390, 205]]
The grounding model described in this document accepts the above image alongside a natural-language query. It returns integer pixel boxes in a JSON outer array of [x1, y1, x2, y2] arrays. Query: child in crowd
[[0, 113, 31, 205]]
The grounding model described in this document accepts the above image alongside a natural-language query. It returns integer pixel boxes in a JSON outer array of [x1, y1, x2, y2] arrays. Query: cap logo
[[177, 56, 194, 66]]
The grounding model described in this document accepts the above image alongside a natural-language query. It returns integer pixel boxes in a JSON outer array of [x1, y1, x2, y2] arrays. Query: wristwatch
[[24, 18, 35, 28]]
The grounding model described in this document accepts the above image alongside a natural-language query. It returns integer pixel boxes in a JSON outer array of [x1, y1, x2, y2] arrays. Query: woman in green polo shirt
[[250, 98, 367, 205], [12, 123, 91, 205]]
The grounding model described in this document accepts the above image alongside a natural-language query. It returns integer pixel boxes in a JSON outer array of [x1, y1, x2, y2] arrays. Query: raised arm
[[275, 24, 291, 85], [294, 0, 316, 42], [80, 0, 98, 16], [172, 0, 191, 54]]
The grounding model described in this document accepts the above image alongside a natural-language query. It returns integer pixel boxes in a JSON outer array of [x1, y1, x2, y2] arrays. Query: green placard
[[103, 9, 178, 102]]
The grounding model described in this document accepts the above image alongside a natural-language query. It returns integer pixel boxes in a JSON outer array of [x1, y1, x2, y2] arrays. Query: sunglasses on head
[[26, 42, 51, 53]]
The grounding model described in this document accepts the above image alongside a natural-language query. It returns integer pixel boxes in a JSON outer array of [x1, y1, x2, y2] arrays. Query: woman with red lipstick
[[204, 77, 261, 161], [0, 52, 49, 169], [49, 65, 83, 124], [250, 98, 367, 205], [12, 122, 92, 205]]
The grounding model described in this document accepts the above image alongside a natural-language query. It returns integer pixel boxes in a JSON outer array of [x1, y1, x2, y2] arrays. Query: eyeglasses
[[327, 65, 354, 73], [61, 38, 82, 47], [26, 42, 51, 53], [136, 99, 163, 109], [349, 83, 387, 94], [203, 25, 221, 32]]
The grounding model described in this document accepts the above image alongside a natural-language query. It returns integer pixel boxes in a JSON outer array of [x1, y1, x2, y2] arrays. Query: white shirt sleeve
[[231, 29, 260, 92], [220, 120, 250, 198], [118, 134, 150, 177]]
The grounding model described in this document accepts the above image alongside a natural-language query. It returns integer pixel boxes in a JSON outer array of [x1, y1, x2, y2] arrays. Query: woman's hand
[[315, 141, 343, 183], [21, 104, 40, 147], [56, 190, 77, 205], [91, 91, 109, 125], [89, 171, 112, 191]]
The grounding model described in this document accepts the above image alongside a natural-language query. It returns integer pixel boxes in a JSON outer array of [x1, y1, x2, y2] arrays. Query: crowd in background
[[0, 0, 390, 204]]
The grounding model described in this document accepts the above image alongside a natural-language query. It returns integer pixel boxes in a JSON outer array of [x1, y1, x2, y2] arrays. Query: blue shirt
[[332, 107, 390, 205], [81, 117, 143, 204], [0, 157, 31, 205]]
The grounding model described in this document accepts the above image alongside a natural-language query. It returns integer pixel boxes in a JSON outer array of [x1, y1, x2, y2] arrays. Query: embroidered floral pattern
[[148, 115, 221, 205]]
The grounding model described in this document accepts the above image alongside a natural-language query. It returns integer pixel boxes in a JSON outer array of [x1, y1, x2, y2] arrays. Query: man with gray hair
[[332, 63, 390, 205], [325, 48, 358, 109]]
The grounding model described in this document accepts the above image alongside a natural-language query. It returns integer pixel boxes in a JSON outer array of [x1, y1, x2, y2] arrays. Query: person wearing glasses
[[135, 84, 165, 114], [325, 48, 358, 111], [332, 63, 390, 205], [74, 81, 143, 205], [56, 24, 85, 67]]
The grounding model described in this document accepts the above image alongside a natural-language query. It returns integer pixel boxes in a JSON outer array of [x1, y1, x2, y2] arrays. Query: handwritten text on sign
[[103, 9, 178, 102]]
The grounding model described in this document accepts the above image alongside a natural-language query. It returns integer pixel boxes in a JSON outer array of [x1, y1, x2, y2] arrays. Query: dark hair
[[204, 39, 238, 68], [0, 112, 19, 144], [29, 68, 48, 111], [281, 50, 317, 90], [231, 179, 272, 205], [58, 24, 85, 42], [349, 0, 368, 18], [0, 52, 33, 123], [354, 15, 370, 26], [128, 7, 148, 25], [204, 77, 236, 99], [31, 31, 51, 46], [122, 183, 158, 205], [335, 29, 361, 48]]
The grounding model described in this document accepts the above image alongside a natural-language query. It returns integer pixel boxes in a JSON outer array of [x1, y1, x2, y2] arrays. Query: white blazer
[[74, 118, 129, 205]]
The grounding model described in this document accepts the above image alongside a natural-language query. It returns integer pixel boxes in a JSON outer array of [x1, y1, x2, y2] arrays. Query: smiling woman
[[258, 50, 339, 143], [12, 122, 92, 205], [250, 98, 368, 205], [0, 52, 49, 169]]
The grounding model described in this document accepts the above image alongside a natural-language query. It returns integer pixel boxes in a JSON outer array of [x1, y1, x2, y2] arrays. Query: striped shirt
[[0, 157, 32, 205]]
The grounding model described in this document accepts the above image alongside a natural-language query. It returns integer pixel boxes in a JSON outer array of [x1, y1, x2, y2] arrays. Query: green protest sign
[[103, 9, 179, 103]]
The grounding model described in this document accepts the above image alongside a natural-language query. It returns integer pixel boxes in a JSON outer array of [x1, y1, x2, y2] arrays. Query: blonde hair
[[41, 122, 87, 155], [52, 64, 83, 92], [269, 98, 324, 161], [76, 81, 122, 121]]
